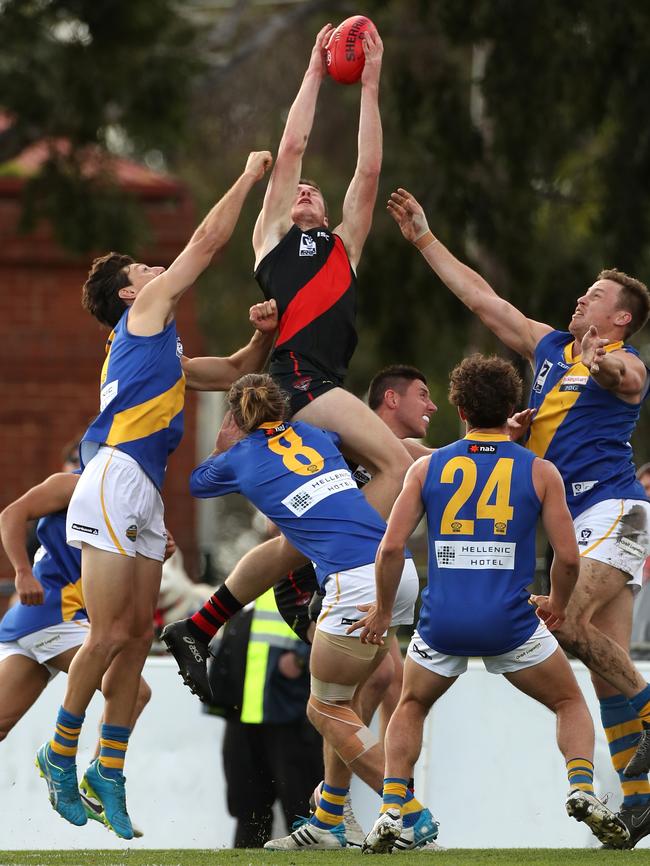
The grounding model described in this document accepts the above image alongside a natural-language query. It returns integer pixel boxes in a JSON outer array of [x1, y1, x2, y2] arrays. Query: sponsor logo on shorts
[[514, 640, 541, 661], [299, 233, 317, 256], [126, 524, 138, 542], [71, 523, 98, 535], [617, 535, 646, 559], [292, 375, 312, 392], [533, 359, 553, 393], [578, 528, 593, 546], [411, 643, 431, 660], [435, 541, 516, 570], [340, 617, 358, 626], [34, 634, 62, 651], [572, 480, 597, 496], [468, 443, 497, 454], [352, 465, 372, 486]]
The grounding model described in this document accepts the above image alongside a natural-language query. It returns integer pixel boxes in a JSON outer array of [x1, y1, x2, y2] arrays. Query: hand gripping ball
[[326, 15, 376, 85]]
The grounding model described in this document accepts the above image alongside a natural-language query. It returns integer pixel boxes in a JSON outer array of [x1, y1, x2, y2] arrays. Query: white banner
[[435, 540, 516, 570]]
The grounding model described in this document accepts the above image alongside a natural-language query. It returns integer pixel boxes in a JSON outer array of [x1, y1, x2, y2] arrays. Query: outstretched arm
[[348, 458, 429, 644], [335, 27, 383, 270], [129, 151, 273, 336], [0, 472, 79, 605], [182, 300, 278, 391], [254, 24, 334, 265], [388, 188, 552, 361]]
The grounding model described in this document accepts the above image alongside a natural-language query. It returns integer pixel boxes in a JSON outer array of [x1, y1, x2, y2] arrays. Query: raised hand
[[581, 324, 609, 374], [311, 23, 335, 77], [245, 151, 274, 182], [249, 298, 278, 334], [215, 410, 244, 454], [387, 188, 431, 245], [346, 602, 390, 645], [360, 25, 383, 86], [507, 408, 536, 442]]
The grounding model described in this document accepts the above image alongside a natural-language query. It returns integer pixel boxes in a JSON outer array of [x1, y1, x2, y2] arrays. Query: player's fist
[[245, 151, 273, 182], [249, 298, 278, 334]]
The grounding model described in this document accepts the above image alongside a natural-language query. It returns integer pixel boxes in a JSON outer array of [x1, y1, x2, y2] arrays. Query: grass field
[[1, 850, 650, 866]]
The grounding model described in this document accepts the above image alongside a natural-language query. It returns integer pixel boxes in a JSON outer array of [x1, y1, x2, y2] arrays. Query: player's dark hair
[[597, 268, 650, 338], [368, 365, 428, 410], [82, 252, 134, 328], [299, 177, 328, 218], [229, 373, 289, 433], [449, 354, 522, 429]]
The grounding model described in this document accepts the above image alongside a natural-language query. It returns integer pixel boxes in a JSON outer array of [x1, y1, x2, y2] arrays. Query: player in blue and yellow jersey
[[0, 469, 152, 835], [354, 355, 629, 851], [35, 150, 276, 838], [388, 187, 650, 847], [164, 373, 438, 851]]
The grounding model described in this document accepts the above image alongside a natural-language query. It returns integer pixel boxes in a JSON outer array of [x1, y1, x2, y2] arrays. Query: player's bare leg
[[0, 654, 54, 741], [506, 647, 629, 847], [294, 388, 412, 519]]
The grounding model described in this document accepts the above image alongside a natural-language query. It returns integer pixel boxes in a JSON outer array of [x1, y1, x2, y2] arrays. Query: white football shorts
[[67, 446, 166, 561], [0, 619, 90, 678], [407, 621, 558, 678], [574, 498, 650, 589], [317, 558, 419, 637]]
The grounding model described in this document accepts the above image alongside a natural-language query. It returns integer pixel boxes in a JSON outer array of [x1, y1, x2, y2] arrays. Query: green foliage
[[0, 0, 201, 252]]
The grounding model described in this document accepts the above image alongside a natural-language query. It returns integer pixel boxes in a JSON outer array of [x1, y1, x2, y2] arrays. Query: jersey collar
[[564, 339, 623, 365], [464, 432, 510, 442]]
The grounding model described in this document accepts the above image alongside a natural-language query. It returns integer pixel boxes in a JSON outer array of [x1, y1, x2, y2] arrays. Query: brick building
[[0, 146, 204, 601]]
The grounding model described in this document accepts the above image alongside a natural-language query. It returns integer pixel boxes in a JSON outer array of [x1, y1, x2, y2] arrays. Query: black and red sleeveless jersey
[[254, 224, 358, 382]]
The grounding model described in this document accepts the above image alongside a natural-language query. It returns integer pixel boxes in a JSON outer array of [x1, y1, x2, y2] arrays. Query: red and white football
[[326, 15, 377, 85]]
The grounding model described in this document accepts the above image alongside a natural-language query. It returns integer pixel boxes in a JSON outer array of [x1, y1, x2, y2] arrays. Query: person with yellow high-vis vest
[[218, 589, 323, 848]]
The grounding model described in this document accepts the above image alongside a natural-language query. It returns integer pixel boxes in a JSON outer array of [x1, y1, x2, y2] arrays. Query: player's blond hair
[[228, 373, 288, 433]]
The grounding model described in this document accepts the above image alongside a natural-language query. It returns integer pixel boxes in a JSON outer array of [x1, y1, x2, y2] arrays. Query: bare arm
[[182, 299, 278, 391], [335, 28, 383, 270], [387, 188, 552, 361], [254, 25, 334, 266], [580, 325, 648, 399], [348, 458, 429, 644], [529, 459, 580, 629], [0, 472, 79, 605], [128, 151, 273, 336]]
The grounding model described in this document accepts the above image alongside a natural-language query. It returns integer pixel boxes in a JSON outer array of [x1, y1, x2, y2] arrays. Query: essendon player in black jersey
[[252, 23, 411, 523]]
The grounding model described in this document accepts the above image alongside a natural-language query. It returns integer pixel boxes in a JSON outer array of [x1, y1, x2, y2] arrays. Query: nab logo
[[468, 443, 497, 454], [299, 233, 317, 256]]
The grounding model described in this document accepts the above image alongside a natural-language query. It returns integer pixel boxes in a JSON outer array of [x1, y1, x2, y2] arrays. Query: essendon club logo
[[468, 444, 497, 454], [292, 376, 312, 392]]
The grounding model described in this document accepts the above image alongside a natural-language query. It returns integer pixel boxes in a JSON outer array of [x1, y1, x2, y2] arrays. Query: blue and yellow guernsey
[[190, 420, 392, 586], [417, 434, 541, 656], [80, 309, 185, 490], [527, 330, 649, 518], [0, 509, 86, 642]]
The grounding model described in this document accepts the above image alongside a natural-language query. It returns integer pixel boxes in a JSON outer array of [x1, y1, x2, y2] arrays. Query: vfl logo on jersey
[[560, 375, 588, 393], [126, 524, 138, 542], [299, 233, 317, 256], [572, 480, 597, 496], [578, 528, 592, 546], [468, 443, 497, 454], [292, 375, 312, 392], [533, 359, 553, 393], [176, 336, 184, 358]]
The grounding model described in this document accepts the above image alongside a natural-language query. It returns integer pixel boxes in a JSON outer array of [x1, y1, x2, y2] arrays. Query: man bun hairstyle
[[598, 268, 650, 338], [449, 354, 522, 429], [368, 365, 428, 410], [82, 252, 134, 328], [228, 373, 289, 433]]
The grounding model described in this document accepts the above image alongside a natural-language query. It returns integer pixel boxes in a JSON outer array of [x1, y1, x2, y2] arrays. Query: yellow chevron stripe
[[106, 376, 185, 446]]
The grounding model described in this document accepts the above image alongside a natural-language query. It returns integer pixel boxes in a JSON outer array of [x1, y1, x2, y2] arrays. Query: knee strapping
[[307, 695, 379, 765]]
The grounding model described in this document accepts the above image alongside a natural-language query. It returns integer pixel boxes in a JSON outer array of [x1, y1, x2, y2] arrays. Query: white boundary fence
[[2, 657, 649, 850]]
